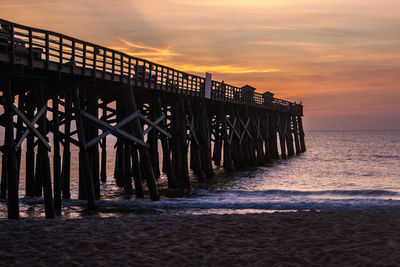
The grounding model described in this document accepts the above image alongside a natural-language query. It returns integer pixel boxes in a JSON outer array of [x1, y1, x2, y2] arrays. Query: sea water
[[1, 130, 399, 218]]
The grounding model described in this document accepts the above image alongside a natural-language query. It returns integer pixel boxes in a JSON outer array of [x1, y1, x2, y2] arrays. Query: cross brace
[[82, 110, 170, 150], [13, 104, 51, 151], [239, 117, 252, 144]]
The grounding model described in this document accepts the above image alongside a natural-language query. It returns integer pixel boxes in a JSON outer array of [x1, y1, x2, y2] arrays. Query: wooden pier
[[0, 19, 305, 219]]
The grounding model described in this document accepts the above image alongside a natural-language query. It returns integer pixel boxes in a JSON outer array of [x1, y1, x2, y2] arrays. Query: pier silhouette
[[0, 19, 305, 219]]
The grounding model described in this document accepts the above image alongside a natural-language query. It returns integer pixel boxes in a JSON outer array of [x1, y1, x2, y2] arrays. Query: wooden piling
[[123, 86, 159, 200], [242, 108, 254, 168], [230, 108, 245, 170], [261, 112, 271, 162], [278, 116, 287, 160], [286, 116, 295, 158], [269, 114, 280, 160], [86, 91, 100, 199], [34, 148, 42, 197], [131, 148, 144, 198], [197, 103, 213, 178], [148, 102, 160, 179], [298, 116, 306, 152], [114, 98, 125, 188], [187, 99, 205, 180], [172, 97, 190, 189], [155, 97, 176, 188], [25, 92, 35, 197], [78, 93, 87, 200], [100, 104, 107, 183], [52, 96, 62, 211], [37, 84, 54, 218], [4, 79, 19, 219], [0, 154, 7, 199], [222, 105, 233, 172], [61, 94, 71, 199], [212, 115, 223, 167], [254, 112, 266, 165], [114, 140, 124, 187], [292, 115, 301, 155], [115, 100, 135, 194], [15, 92, 25, 184], [73, 88, 96, 210], [123, 143, 133, 193]]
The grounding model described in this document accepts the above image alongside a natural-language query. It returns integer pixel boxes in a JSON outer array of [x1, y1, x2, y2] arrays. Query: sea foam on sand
[[0, 210, 400, 266]]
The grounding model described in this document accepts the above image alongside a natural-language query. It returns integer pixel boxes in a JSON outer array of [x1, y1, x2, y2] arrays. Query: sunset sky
[[2, 0, 400, 130]]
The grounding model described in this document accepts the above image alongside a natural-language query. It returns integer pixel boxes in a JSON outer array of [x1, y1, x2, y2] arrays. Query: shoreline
[[1, 210, 400, 266]]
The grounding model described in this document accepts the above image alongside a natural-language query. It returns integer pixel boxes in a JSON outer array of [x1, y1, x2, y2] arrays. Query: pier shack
[[0, 19, 305, 219]]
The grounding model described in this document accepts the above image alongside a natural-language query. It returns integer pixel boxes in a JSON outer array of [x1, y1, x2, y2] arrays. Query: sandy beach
[[0, 210, 399, 266]]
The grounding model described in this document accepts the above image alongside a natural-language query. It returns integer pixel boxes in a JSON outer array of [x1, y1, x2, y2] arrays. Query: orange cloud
[[1, 0, 400, 129], [114, 38, 179, 57], [169, 64, 280, 74]]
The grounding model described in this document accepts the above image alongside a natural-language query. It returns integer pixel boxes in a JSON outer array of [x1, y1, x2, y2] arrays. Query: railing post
[[155, 64, 159, 87], [149, 63, 153, 88], [45, 32, 49, 69], [28, 29, 33, 66], [82, 43, 86, 73], [71, 39, 76, 73], [120, 53, 123, 81], [111, 51, 115, 78], [134, 59, 138, 86], [59, 35, 63, 69], [93, 45, 97, 75], [128, 56, 132, 85], [10, 23, 15, 64], [4, 79, 19, 219], [166, 68, 170, 92], [102, 49, 106, 78]]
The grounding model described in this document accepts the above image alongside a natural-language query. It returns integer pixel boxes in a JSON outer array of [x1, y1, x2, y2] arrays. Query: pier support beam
[[212, 115, 223, 167], [197, 102, 213, 179], [148, 102, 160, 179], [0, 150, 6, 200], [131, 148, 144, 198], [4, 80, 19, 219], [155, 98, 176, 188], [262, 112, 272, 162], [52, 96, 62, 211], [230, 108, 245, 170], [37, 84, 54, 218], [124, 87, 159, 200], [278, 116, 287, 160], [61, 94, 72, 199], [292, 115, 301, 155], [286, 116, 295, 158], [25, 92, 35, 197], [100, 104, 107, 183], [73, 88, 96, 210], [86, 91, 100, 199], [222, 105, 233, 172], [172, 97, 190, 190], [298, 116, 306, 152], [270, 114, 280, 160]]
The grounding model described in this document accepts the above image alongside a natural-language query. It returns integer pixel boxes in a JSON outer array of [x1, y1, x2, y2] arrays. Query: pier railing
[[0, 18, 302, 114]]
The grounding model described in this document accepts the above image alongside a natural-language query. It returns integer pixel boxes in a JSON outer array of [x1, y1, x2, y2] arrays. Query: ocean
[[1, 130, 400, 218]]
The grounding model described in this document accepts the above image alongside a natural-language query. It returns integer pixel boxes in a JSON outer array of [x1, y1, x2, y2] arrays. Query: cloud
[[111, 38, 180, 58], [169, 64, 280, 74], [2, 0, 400, 129]]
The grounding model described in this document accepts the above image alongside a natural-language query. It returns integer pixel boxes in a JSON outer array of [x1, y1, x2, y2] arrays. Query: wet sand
[[0, 210, 400, 266]]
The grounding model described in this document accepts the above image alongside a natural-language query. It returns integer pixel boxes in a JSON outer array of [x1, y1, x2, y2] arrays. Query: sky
[[1, 0, 400, 130]]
